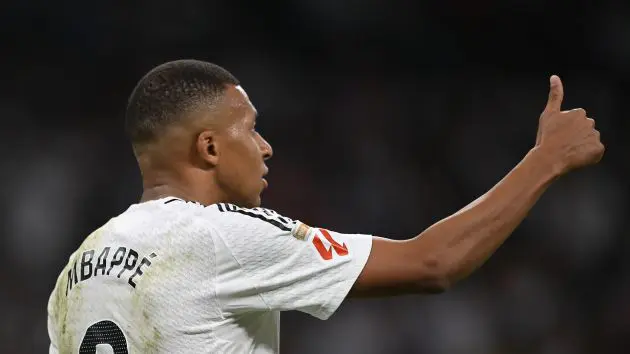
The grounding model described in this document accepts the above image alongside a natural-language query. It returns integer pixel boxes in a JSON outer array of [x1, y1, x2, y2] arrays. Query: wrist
[[526, 147, 564, 181]]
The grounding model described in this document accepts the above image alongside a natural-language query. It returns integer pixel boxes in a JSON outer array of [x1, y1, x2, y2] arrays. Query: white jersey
[[47, 197, 373, 353]]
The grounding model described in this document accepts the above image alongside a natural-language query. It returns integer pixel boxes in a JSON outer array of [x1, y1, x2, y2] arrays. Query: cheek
[[216, 158, 250, 198], [226, 135, 259, 162], [218, 138, 260, 182]]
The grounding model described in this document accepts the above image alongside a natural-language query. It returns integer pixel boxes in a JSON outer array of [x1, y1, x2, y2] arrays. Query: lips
[[262, 167, 269, 189]]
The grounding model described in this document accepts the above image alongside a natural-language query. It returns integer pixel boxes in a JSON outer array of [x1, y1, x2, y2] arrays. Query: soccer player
[[47, 59, 604, 353]]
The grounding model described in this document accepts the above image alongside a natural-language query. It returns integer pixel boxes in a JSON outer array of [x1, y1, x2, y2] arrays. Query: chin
[[249, 195, 262, 208], [237, 195, 261, 209]]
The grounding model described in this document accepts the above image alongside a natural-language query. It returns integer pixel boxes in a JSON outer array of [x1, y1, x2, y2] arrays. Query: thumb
[[543, 75, 564, 114]]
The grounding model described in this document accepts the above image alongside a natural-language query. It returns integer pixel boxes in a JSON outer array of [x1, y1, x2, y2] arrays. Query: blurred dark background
[[1, 0, 629, 353]]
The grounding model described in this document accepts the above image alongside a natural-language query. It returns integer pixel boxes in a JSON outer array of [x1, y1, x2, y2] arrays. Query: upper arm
[[47, 283, 59, 353], [208, 203, 373, 319], [349, 236, 449, 298]]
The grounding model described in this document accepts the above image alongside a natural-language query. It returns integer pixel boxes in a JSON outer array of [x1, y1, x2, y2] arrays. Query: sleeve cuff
[[313, 233, 373, 320]]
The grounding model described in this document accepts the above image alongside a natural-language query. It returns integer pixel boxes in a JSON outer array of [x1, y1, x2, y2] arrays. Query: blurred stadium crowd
[[1, 0, 629, 353]]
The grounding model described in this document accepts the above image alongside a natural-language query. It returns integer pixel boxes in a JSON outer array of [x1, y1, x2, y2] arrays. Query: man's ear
[[197, 130, 219, 167]]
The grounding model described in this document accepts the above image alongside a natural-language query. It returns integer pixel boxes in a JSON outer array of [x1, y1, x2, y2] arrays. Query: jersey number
[[79, 320, 128, 353]]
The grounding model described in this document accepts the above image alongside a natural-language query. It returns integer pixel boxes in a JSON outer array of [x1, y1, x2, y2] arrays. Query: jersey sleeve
[[48, 313, 59, 354], [47, 274, 61, 354], [207, 203, 372, 320]]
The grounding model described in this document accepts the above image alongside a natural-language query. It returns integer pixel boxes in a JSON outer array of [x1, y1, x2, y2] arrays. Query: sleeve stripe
[[233, 209, 292, 231], [213, 203, 293, 231]]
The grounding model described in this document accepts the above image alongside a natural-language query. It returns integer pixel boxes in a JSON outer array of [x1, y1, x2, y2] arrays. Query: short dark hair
[[125, 59, 240, 146]]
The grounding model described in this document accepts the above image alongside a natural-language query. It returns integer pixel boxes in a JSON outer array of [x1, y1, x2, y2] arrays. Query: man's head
[[126, 59, 273, 207]]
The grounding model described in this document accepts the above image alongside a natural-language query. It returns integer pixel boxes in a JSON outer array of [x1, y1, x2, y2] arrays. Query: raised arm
[[350, 75, 605, 297]]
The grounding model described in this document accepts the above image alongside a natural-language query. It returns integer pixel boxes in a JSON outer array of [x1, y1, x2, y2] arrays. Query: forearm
[[411, 147, 558, 286], [351, 76, 603, 298]]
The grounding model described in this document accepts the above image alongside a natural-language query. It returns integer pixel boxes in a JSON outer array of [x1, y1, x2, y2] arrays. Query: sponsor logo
[[312, 229, 349, 260]]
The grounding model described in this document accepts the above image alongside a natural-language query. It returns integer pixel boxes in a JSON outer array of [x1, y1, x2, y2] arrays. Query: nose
[[259, 134, 273, 161]]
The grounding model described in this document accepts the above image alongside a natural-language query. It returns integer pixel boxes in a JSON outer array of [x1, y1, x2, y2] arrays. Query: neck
[[140, 170, 224, 207], [137, 148, 225, 206]]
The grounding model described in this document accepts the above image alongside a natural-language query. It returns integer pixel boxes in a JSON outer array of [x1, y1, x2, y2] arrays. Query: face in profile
[[209, 85, 273, 208]]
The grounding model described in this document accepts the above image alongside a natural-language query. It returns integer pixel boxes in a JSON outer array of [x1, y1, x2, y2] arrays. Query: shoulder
[[203, 203, 297, 234], [158, 200, 305, 241]]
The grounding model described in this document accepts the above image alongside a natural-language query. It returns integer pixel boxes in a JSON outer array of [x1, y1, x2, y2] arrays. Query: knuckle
[[573, 108, 587, 117]]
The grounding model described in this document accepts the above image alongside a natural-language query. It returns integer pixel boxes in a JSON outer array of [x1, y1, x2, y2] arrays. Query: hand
[[534, 75, 605, 176]]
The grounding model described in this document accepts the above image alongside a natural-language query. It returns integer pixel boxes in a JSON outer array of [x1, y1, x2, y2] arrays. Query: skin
[[134, 76, 604, 297], [138, 84, 272, 208], [350, 75, 604, 297]]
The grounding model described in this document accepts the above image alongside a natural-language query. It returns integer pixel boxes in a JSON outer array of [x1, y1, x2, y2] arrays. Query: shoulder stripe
[[233, 208, 292, 231], [164, 198, 202, 206], [214, 203, 292, 232]]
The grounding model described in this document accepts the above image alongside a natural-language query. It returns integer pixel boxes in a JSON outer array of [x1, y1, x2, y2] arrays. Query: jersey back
[[47, 198, 372, 353]]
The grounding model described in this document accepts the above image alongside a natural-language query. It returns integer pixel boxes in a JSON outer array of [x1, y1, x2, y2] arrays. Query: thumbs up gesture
[[535, 75, 605, 176]]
